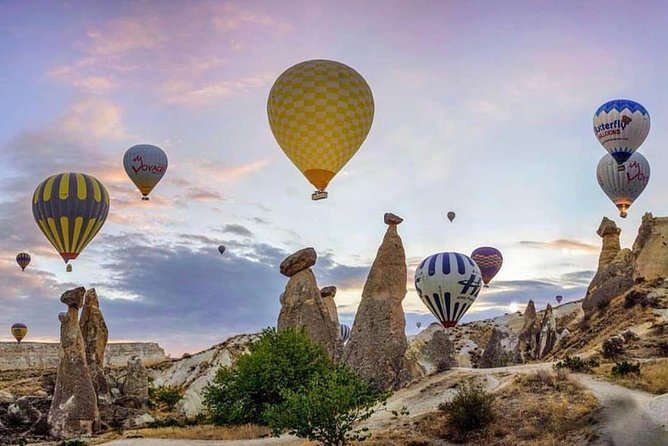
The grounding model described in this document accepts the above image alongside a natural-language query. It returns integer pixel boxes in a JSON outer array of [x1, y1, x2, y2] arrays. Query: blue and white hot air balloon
[[414, 252, 483, 328], [593, 99, 650, 168], [339, 324, 351, 343]]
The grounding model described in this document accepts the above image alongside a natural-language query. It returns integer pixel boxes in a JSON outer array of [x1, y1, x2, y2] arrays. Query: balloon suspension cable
[[311, 190, 328, 201]]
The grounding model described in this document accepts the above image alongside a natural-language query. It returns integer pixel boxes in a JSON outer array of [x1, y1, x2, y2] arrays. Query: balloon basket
[[617, 164, 625, 172], [142, 196, 150, 201], [311, 190, 328, 201]]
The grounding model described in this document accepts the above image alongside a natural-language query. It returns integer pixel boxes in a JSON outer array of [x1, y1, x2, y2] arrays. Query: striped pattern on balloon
[[340, 324, 351, 343], [16, 252, 31, 271], [470, 247, 503, 287], [414, 252, 482, 328]]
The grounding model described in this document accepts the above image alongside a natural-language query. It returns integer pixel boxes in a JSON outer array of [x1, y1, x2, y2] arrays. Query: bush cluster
[[149, 385, 182, 411], [438, 380, 495, 442], [553, 355, 599, 373], [611, 361, 641, 377], [601, 336, 625, 360]]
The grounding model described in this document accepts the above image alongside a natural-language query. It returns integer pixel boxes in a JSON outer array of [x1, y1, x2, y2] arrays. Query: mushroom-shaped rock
[[280, 247, 317, 277], [320, 286, 337, 299], [384, 212, 403, 225], [596, 217, 621, 270], [61, 286, 85, 309]]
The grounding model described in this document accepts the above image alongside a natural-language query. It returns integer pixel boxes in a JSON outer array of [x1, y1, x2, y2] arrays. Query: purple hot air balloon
[[471, 247, 503, 287], [556, 295, 563, 304]]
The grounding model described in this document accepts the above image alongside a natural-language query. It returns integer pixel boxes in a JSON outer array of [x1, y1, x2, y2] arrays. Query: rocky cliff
[[0, 342, 167, 371]]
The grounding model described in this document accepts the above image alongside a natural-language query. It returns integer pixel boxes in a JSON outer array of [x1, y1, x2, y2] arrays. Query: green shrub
[[58, 441, 87, 446], [149, 385, 182, 411], [439, 380, 495, 441], [203, 327, 331, 425], [553, 355, 599, 373], [611, 361, 641, 377], [602, 337, 624, 360], [265, 364, 388, 446]]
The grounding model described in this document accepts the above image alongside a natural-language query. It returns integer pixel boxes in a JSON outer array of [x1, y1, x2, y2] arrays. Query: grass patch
[[594, 359, 668, 394], [125, 424, 272, 440]]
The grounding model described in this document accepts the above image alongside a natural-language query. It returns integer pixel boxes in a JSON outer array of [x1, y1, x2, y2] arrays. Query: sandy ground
[[102, 437, 302, 446]]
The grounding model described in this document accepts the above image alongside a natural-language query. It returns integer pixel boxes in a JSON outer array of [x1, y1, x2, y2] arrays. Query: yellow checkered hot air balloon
[[32, 173, 110, 270], [267, 60, 374, 200]]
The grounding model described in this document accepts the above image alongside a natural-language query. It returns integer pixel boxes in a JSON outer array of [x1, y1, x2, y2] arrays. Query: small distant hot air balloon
[[66, 264, 72, 272], [447, 211, 456, 222], [414, 252, 483, 328], [11, 323, 27, 343], [16, 253, 30, 271], [471, 247, 503, 287], [218, 245, 226, 255], [123, 144, 168, 201], [593, 99, 650, 169], [32, 173, 110, 268], [597, 152, 650, 218], [556, 295, 563, 304], [416, 321, 422, 329], [268, 59, 374, 200], [340, 324, 351, 343]]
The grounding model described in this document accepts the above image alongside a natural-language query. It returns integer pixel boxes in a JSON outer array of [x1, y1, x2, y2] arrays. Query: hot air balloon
[[471, 247, 503, 287], [447, 211, 456, 222], [340, 324, 351, 343], [11, 323, 27, 343], [416, 321, 422, 329], [267, 60, 374, 200], [218, 245, 226, 255], [597, 151, 650, 218], [32, 173, 110, 266], [123, 144, 168, 201], [593, 99, 650, 168], [16, 253, 30, 271], [414, 252, 483, 328], [556, 295, 563, 304]]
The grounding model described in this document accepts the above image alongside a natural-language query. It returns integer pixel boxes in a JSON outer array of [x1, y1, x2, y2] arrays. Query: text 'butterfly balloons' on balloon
[[597, 151, 650, 218], [268, 59, 374, 200], [414, 252, 483, 328], [593, 99, 650, 169]]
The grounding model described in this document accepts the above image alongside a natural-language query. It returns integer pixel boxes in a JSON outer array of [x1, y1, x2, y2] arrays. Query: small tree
[[203, 327, 331, 425], [150, 385, 182, 411], [602, 336, 624, 360], [439, 380, 495, 442], [265, 365, 388, 446]]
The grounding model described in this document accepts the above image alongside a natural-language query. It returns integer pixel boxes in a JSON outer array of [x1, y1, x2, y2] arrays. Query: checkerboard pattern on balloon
[[267, 60, 374, 175]]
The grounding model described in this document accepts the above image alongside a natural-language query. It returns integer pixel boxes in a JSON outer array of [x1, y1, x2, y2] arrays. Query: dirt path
[[575, 375, 668, 446], [101, 437, 303, 446]]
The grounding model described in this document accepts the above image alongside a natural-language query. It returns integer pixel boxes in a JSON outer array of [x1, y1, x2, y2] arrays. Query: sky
[[2, 0, 668, 356]]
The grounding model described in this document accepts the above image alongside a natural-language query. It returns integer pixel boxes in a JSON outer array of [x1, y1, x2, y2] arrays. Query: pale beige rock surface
[[79, 288, 110, 405]]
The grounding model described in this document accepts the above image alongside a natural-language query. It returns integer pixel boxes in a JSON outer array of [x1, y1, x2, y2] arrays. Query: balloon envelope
[[123, 144, 168, 200], [16, 253, 30, 271], [447, 211, 456, 222], [416, 322, 422, 329], [218, 245, 225, 255], [340, 324, 351, 343], [556, 295, 563, 304], [471, 247, 503, 286], [593, 99, 650, 165], [11, 323, 27, 343], [414, 252, 483, 328], [32, 173, 110, 264], [597, 152, 650, 218], [267, 60, 374, 198]]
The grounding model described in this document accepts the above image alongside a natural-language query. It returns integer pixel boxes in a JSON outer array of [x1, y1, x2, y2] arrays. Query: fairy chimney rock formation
[[632, 213, 668, 282], [320, 286, 340, 327], [122, 356, 149, 407], [280, 247, 317, 277], [79, 288, 111, 405], [596, 217, 621, 270], [345, 213, 408, 389], [277, 249, 342, 359], [48, 287, 100, 439], [514, 300, 540, 362], [538, 304, 558, 358]]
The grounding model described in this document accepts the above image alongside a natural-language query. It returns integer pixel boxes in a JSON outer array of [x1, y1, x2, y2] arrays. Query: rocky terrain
[[0, 212, 667, 445]]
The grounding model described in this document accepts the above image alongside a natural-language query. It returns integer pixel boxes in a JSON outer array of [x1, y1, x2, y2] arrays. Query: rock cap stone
[[597, 217, 621, 237], [61, 287, 86, 309], [320, 286, 337, 298], [280, 247, 317, 277], [384, 212, 403, 225]]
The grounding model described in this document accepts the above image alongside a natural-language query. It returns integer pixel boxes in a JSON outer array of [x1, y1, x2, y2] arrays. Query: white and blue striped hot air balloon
[[414, 252, 482, 328], [597, 151, 650, 218], [593, 99, 650, 168], [340, 324, 351, 343]]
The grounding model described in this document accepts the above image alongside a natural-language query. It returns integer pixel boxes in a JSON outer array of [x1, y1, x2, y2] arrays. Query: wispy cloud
[[519, 239, 599, 254]]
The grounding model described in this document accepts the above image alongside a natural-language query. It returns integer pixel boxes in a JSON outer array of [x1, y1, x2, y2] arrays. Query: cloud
[[159, 74, 273, 106], [518, 239, 599, 253], [220, 224, 253, 237]]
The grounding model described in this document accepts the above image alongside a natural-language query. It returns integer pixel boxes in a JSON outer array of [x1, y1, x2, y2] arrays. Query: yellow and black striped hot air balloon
[[16, 252, 31, 271], [32, 173, 109, 268]]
